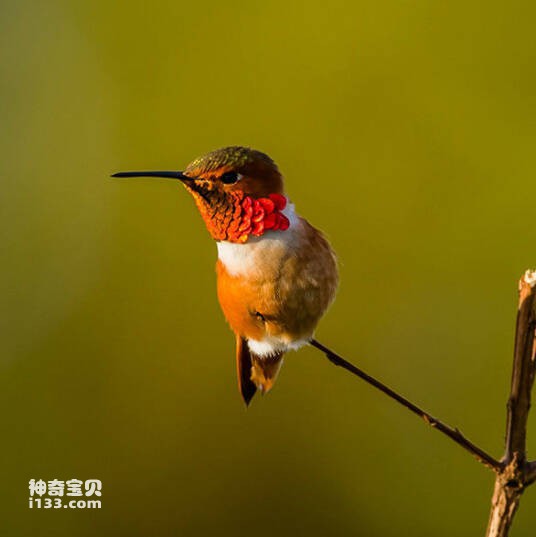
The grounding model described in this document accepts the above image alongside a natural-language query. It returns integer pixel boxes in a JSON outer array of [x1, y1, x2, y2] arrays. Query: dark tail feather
[[235, 335, 285, 404], [250, 351, 284, 395], [236, 335, 257, 406]]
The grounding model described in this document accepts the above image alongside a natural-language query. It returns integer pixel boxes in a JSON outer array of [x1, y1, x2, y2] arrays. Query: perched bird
[[113, 146, 338, 404]]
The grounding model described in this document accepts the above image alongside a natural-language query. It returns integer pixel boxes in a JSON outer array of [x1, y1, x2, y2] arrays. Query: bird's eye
[[220, 171, 241, 184]]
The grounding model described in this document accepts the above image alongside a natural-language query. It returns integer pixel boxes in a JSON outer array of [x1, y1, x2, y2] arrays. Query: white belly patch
[[248, 336, 310, 357]]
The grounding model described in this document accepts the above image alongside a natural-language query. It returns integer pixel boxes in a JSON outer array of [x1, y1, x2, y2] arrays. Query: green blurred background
[[1, 0, 535, 535]]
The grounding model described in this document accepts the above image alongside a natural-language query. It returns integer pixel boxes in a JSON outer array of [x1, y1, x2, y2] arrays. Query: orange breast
[[216, 261, 267, 341]]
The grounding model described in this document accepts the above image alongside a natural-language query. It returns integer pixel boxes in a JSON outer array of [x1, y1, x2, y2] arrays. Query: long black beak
[[111, 170, 192, 181]]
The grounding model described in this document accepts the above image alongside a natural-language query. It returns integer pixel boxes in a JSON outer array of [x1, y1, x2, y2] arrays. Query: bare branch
[[504, 270, 536, 462], [309, 339, 501, 472], [485, 269, 536, 537], [311, 269, 536, 537], [311, 270, 536, 537]]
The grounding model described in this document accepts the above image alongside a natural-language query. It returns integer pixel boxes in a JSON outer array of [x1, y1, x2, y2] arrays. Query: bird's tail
[[235, 335, 284, 405]]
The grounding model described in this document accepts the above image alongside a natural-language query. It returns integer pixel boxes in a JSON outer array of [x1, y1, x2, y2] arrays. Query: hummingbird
[[113, 146, 338, 405]]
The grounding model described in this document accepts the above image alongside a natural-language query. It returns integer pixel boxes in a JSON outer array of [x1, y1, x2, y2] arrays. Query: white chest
[[216, 203, 300, 277]]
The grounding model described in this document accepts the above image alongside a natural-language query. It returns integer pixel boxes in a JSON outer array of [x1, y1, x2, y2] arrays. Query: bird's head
[[113, 146, 291, 243]]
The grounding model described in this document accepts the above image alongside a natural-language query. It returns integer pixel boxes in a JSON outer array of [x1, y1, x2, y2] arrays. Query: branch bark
[[485, 271, 536, 537], [310, 269, 536, 537]]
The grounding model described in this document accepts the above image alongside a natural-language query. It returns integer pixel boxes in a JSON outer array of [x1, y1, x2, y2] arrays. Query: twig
[[526, 461, 536, 486], [309, 339, 501, 471], [485, 270, 536, 537]]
